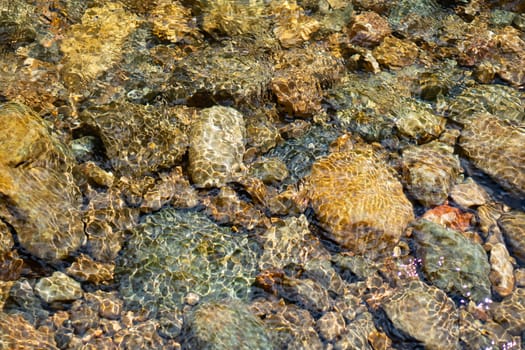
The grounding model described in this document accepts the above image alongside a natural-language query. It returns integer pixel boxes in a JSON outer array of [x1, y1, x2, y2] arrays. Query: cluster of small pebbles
[[0, 0, 524, 349]]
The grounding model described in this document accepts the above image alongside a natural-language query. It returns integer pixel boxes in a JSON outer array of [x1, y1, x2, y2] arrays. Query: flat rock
[[0, 312, 58, 349], [499, 210, 525, 265], [116, 208, 258, 315], [459, 113, 525, 197], [491, 287, 525, 336], [35, 271, 83, 303], [382, 280, 460, 350], [402, 141, 461, 207], [450, 177, 490, 208], [0, 102, 84, 261], [79, 101, 188, 178], [306, 144, 414, 256]]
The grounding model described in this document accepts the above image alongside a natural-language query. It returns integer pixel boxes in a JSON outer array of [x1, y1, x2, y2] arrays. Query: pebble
[[35, 272, 83, 303]]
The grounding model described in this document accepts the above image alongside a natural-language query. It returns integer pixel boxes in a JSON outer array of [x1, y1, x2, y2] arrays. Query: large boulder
[[0, 102, 84, 261], [306, 144, 414, 256]]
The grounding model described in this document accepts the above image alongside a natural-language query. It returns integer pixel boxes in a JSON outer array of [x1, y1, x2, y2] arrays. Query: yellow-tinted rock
[[60, 3, 138, 90], [0, 103, 84, 261], [270, 1, 319, 48], [306, 145, 414, 256], [0, 313, 58, 349], [149, 1, 194, 43], [373, 36, 419, 69]]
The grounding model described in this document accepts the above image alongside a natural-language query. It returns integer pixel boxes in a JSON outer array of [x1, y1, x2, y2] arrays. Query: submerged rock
[[60, 3, 138, 91], [181, 299, 271, 350], [0, 102, 84, 261], [412, 220, 491, 302], [79, 101, 188, 178], [491, 287, 525, 336], [382, 280, 460, 350], [447, 84, 524, 125], [459, 113, 525, 197], [348, 11, 391, 48], [306, 144, 414, 256], [35, 272, 83, 304], [259, 215, 330, 271], [0, 313, 58, 349], [401, 141, 461, 207], [499, 210, 525, 265], [271, 43, 344, 117], [189, 106, 246, 188], [250, 298, 323, 349], [168, 43, 272, 106], [116, 208, 258, 315], [450, 177, 490, 208]]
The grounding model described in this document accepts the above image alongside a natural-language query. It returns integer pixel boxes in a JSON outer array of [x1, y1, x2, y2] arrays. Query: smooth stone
[[459, 113, 525, 197], [499, 210, 525, 265], [35, 272, 83, 303], [189, 106, 246, 188], [450, 177, 490, 208], [412, 220, 491, 302], [181, 299, 271, 350], [489, 243, 515, 297]]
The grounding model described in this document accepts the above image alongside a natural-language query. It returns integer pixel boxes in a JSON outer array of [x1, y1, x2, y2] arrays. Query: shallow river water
[[0, 0, 524, 349]]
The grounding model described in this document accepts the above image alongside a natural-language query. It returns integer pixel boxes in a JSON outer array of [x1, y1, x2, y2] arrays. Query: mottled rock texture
[[60, 3, 138, 90], [412, 220, 491, 302], [0, 102, 84, 261], [116, 208, 258, 315], [499, 210, 525, 265], [402, 141, 461, 207], [306, 144, 414, 256], [189, 106, 246, 188], [79, 101, 188, 178], [181, 299, 271, 350], [382, 280, 460, 350], [459, 113, 525, 197]]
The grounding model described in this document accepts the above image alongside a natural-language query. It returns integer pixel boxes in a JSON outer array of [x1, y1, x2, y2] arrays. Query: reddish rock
[[348, 11, 391, 48]]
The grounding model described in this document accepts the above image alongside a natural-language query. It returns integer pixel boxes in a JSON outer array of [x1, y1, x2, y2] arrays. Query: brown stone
[[373, 36, 419, 69], [489, 243, 515, 297], [306, 144, 414, 256], [0, 102, 84, 261], [348, 11, 391, 48], [66, 254, 115, 284], [460, 113, 525, 197], [0, 313, 58, 349]]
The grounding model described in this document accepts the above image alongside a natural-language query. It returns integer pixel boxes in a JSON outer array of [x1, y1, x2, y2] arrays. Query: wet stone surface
[[306, 144, 414, 257], [116, 208, 259, 316], [1, 0, 525, 348]]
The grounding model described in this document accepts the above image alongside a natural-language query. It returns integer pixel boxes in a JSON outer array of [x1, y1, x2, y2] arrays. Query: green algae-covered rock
[[412, 220, 491, 302], [181, 299, 271, 350], [116, 208, 258, 315], [189, 106, 246, 188], [0, 102, 84, 261]]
